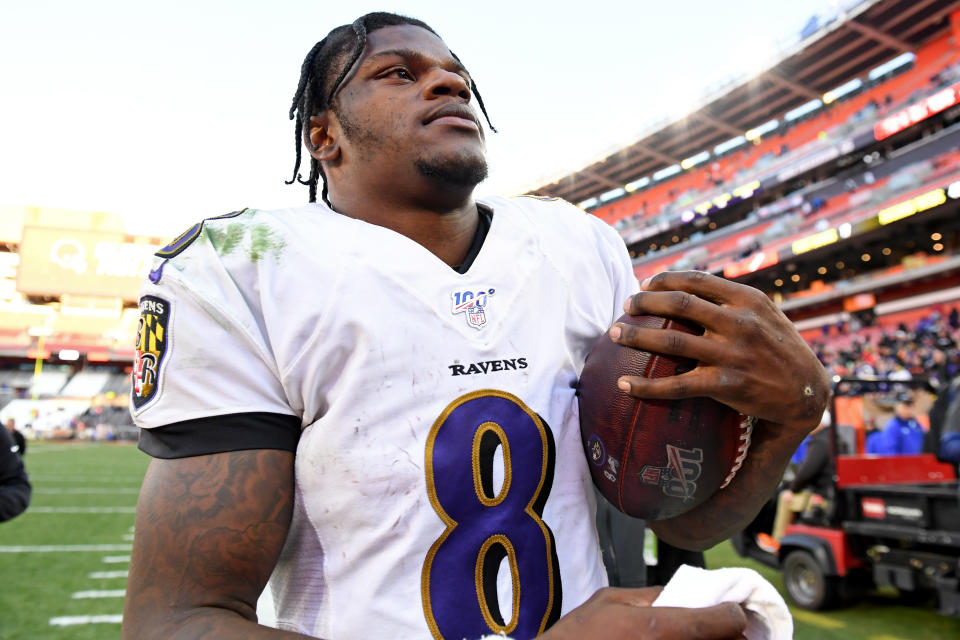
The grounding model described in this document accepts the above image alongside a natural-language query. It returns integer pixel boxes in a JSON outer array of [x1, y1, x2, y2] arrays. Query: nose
[[423, 68, 471, 101]]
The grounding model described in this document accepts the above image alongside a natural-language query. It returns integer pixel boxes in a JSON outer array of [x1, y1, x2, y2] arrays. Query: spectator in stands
[[4, 418, 25, 456], [875, 397, 924, 455], [0, 426, 30, 522]]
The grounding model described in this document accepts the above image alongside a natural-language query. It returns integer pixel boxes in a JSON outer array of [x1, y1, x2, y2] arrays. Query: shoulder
[[156, 204, 324, 262], [482, 194, 590, 225], [481, 195, 624, 249]]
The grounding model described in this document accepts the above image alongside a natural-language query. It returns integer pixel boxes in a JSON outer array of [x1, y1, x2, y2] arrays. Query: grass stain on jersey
[[204, 221, 285, 262], [205, 223, 246, 257], [249, 224, 285, 262]]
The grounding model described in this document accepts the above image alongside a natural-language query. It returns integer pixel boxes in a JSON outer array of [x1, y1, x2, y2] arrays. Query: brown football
[[578, 314, 752, 521]]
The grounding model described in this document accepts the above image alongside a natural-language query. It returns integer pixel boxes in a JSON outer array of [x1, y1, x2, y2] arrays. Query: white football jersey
[[132, 195, 639, 640]]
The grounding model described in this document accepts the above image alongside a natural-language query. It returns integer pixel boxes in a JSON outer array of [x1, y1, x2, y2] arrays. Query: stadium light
[[947, 181, 960, 199], [653, 165, 681, 181], [58, 349, 80, 361], [599, 187, 626, 203], [714, 136, 746, 155], [867, 52, 915, 81], [785, 99, 822, 122], [680, 151, 710, 171], [578, 197, 598, 210], [745, 119, 779, 142], [823, 78, 862, 105], [625, 177, 650, 192]]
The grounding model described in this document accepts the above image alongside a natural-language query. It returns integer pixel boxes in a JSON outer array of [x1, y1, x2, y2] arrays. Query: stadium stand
[[59, 370, 111, 398], [531, 0, 960, 345]]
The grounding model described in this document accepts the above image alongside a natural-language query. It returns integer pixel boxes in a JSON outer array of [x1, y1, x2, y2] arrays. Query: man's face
[[895, 402, 913, 419], [329, 24, 487, 190]]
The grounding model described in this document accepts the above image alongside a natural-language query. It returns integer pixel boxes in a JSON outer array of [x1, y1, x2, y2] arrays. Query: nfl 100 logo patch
[[450, 287, 495, 329]]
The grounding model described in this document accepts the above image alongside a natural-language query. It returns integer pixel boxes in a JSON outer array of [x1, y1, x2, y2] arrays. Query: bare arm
[[611, 271, 830, 550], [122, 449, 314, 639]]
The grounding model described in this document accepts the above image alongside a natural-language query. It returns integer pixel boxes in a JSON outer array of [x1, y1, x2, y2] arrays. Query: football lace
[[720, 415, 755, 489]]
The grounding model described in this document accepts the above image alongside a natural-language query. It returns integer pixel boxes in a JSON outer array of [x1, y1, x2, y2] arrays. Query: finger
[[617, 367, 717, 400], [623, 290, 726, 334], [609, 324, 727, 365], [649, 603, 748, 640], [639, 270, 758, 307]]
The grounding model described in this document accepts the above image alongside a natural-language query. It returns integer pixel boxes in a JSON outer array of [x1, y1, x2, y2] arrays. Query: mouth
[[423, 104, 481, 132]]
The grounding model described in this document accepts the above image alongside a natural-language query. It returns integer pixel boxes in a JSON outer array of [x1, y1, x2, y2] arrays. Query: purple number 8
[[422, 390, 562, 640]]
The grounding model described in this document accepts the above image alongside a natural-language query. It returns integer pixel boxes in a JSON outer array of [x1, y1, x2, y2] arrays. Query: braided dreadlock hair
[[287, 12, 496, 205]]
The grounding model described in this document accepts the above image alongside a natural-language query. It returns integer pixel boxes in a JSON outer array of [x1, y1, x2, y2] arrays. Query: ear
[[306, 113, 340, 162]]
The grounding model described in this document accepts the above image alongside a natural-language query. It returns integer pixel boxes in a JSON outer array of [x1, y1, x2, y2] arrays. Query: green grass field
[[1, 442, 956, 639]]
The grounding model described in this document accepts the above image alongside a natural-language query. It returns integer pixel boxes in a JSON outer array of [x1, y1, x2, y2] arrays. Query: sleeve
[[131, 225, 300, 459], [0, 428, 30, 522], [585, 212, 641, 320]]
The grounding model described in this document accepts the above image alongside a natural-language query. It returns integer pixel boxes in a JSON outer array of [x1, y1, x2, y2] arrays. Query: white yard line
[[31, 475, 143, 483], [49, 614, 123, 626], [103, 555, 131, 563], [89, 570, 129, 579], [27, 506, 136, 513], [0, 544, 131, 553], [72, 590, 126, 599], [35, 487, 140, 494]]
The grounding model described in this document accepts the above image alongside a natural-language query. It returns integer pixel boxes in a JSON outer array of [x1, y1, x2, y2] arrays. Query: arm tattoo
[[122, 450, 315, 639]]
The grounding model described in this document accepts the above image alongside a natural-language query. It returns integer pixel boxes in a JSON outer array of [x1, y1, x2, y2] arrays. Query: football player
[[122, 12, 828, 640]]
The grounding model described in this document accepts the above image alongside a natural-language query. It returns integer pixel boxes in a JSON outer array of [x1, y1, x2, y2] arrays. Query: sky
[[1, 0, 844, 238]]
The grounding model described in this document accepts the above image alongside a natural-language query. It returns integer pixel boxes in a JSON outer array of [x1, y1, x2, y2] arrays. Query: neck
[[327, 176, 479, 268]]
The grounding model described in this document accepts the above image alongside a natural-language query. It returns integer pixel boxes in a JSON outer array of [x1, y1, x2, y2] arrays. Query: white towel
[[652, 564, 792, 640]]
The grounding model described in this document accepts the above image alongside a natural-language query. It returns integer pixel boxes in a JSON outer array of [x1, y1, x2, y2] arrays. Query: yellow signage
[[792, 228, 839, 255], [17, 226, 159, 300]]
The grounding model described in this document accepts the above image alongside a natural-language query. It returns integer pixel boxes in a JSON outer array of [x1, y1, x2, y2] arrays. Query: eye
[[383, 67, 414, 80]]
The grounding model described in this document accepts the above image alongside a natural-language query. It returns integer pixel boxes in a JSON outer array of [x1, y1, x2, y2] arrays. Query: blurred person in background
[[876, 396, 924, 455], [5, 417, 25, 456], [759, 409, 837, 552], [0, 425, 30, 522], [926, 374, 960, 465]]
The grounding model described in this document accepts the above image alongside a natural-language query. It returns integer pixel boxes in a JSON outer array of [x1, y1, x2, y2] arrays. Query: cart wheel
[[783, 550, 839, 610]]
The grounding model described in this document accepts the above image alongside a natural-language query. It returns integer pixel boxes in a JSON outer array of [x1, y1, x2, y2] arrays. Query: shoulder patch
[[156, 209, 248, 258], [132, 295, 172, 411]]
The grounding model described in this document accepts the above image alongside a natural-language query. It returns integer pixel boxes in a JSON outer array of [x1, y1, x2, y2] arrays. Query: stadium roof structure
[[528, 0, 960, 205]]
